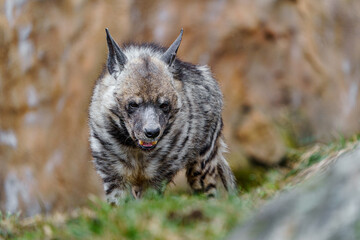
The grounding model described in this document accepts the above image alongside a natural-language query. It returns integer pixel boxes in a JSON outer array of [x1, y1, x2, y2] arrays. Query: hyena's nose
[[144, 128, 160, 138]]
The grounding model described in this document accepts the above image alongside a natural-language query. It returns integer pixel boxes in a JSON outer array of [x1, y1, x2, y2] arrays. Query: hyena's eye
[[160, 102, 170, 113], [127, 101, 139, 114]]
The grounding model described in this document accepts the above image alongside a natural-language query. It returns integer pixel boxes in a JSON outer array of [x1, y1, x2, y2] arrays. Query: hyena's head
[[105, 29, 183, 151]]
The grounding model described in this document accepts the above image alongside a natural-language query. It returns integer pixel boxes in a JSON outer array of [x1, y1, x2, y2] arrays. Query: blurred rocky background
[[0, 0, 359, 216], [228, 145, 360, 240]]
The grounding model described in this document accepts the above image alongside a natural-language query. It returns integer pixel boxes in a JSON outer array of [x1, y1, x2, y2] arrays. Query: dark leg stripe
[[192, 171, 201, 177], [92, 151, 128, 174], [95, 163, 113, 175], [186, 166, 194, 179], [188, 178, 196, 186], [186, 158, 197, 170], [205, 183, 216, 192], [103, 176, 117, 183], [105, 183, 117, 195], [209, 167, 216, 176], [91, 141, 129, 166], [200, 167, 210, 181], [92, 151, 110, 161], [164, 170, 176, 183], [217, 164, 228, 191], [201, 161, 205, 170]]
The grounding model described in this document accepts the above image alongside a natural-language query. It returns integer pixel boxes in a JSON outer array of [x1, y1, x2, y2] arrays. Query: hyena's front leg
[[101, 175, 128, 205], [186, 159, 218, 197]]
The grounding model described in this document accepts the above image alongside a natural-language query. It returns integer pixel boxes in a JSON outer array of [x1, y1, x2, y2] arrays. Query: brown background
[[0, 0, 359, 216]]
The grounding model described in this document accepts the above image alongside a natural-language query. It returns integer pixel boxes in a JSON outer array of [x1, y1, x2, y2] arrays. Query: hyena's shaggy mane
[[120, 42, 204, 81], [93, 42, 203, 90]]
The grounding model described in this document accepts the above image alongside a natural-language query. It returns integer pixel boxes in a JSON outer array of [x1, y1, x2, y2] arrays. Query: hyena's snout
[[136, 107, 163, 150]]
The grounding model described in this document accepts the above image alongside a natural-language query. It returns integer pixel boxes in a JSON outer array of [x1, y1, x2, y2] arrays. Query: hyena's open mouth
[[137, 140, 158, 150]]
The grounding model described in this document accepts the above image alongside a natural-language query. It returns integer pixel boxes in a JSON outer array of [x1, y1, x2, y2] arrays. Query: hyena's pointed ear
[[161, 29, 183, 66], [105, 28, 127, 79]]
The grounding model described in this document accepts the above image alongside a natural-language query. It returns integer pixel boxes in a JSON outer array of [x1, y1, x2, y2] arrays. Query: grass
[[1, 135, 359, 240], [284, 134, 360, 179], [1, 194, 252, 240], [1, 169, 285, 240]]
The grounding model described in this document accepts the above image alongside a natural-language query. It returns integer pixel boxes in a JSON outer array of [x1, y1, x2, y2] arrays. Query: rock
[[0, 0, 133, 215], [236, 110, 286, 165], [227, 145, 360, 240]]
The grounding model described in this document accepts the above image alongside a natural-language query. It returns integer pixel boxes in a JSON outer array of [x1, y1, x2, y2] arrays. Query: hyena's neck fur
[[89, 42, 236, 203]]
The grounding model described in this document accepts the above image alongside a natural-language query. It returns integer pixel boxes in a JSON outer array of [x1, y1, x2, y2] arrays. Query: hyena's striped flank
[[89, 29, 236, 204]]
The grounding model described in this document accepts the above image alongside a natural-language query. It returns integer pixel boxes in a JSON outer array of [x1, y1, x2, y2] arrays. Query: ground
[[1, 135, 359, 240]]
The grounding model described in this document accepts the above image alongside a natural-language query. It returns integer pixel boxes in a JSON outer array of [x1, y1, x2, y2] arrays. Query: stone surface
[[0, 0, 360, 215], [227, 145, 360, 240], [236, 110, 286, 165], [0, 0, 133, 215]]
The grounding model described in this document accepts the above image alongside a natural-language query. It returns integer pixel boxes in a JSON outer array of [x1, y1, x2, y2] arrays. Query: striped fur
[[89, 31, 236, 204]]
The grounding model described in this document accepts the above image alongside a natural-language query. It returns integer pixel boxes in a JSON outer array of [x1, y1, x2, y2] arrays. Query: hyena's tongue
[[139, 140, 157, 147]]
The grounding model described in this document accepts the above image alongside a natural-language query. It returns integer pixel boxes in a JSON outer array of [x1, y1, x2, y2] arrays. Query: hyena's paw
[[131, 185, 143, 199], [105, 187, 128, 206]]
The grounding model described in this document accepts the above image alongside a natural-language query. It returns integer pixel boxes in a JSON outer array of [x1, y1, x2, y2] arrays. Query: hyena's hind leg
[[186, 138, 236, 197], [186, 158, 218, 197]]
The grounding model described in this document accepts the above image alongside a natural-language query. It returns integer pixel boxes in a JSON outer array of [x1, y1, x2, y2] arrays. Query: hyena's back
[[89, 30, 235, 203]]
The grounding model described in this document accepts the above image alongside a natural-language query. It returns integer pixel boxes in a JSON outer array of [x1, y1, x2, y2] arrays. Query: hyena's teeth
[[138, 140, 157, 147]]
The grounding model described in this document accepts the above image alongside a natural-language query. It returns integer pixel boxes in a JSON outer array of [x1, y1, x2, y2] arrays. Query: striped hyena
[[89, 29, 236, 204]]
